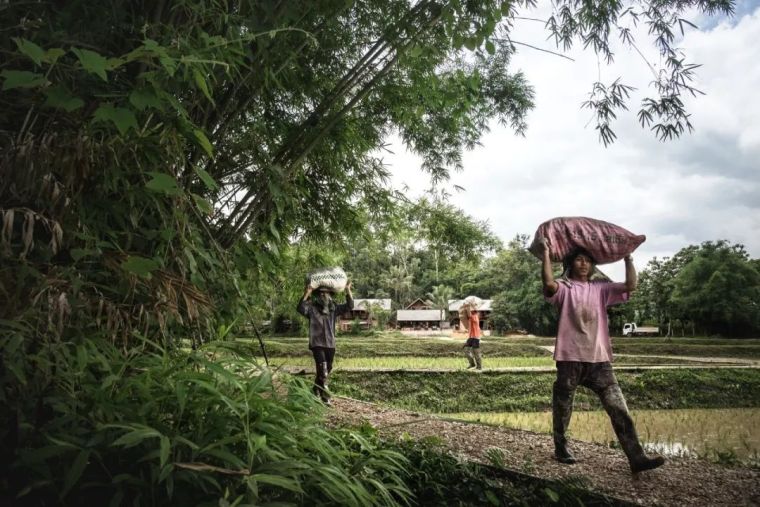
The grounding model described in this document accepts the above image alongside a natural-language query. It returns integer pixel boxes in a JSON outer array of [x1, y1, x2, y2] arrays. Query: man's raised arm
[[624, 255, 637, 292], [541, 238, 559, 297]]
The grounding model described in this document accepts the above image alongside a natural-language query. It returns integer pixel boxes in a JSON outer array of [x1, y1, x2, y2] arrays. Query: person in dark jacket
[[297, 281, 353, 405]]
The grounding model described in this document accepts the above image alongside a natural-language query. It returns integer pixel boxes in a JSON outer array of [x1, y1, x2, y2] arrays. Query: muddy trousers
[[465, 347, 482, 368], [465, 338, 482, 368], [552, 361, 646, 464], [311, 347, 335, 403]]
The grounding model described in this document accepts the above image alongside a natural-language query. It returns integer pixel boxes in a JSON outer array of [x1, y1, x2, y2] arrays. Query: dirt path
[[326, 397, 760, 506]]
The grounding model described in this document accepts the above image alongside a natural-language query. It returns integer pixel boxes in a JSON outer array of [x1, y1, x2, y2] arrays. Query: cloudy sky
[[385, 0, 760, 280]]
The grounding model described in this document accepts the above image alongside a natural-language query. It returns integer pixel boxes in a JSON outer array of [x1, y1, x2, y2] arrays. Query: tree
[[628, 241, 760, 337], [381, 264, 415, 305], [626, 246, 698, 335], [670, 241, 760, 337], [412, 197, 501, 284], [427, 284, 454, 328], [487, 235, 558, 335]]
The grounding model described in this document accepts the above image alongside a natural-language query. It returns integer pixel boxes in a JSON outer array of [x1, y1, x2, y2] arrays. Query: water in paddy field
[[447, 408, 760, 460]]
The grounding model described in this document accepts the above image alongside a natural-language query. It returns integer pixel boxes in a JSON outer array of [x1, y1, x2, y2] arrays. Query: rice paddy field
[[261, 333, 760, 465], [447, 408, 760, 462]]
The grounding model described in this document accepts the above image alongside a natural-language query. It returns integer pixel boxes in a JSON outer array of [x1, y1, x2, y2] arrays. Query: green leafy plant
[[1, 337, 411, 506]]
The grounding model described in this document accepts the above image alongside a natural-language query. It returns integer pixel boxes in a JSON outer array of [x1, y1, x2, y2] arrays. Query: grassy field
[[254, 336, 552, 357], [270, 333, 760, 467], [271, 354, 717, 370], [254, 334, 760, 358], [259, 333, 760, 413], [330, 368, 760, 413]]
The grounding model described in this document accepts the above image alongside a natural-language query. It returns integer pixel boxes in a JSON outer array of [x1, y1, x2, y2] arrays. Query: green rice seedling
[[273, 355, 557, 370], [446, 408, 760, 461]]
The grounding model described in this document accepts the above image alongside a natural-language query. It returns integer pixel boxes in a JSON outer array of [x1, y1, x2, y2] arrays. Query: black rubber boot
[[599, 384, 665, 473], [465, 348, 476, 369], [318, 362, 331, 406], [552, 384, 577, 464], [555, 443, 577, 464], [314, 361, 328, 403], [630, 455, 666, 473]]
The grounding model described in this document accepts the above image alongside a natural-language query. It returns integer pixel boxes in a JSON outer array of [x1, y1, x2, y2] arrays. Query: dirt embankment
[[327, 397, 760, 507]]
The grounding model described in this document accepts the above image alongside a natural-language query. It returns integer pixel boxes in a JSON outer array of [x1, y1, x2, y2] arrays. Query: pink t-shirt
[[545, 280, 629, 362]]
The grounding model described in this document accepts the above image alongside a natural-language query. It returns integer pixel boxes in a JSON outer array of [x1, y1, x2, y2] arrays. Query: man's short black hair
[[562, 247, 597, 273]]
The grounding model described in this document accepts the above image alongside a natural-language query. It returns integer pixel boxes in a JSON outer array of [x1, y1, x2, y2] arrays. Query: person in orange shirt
[[464, 307, 482, 370]]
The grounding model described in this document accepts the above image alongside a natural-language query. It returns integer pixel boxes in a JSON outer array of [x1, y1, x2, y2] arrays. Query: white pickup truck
[[622, 323, 660, 337]]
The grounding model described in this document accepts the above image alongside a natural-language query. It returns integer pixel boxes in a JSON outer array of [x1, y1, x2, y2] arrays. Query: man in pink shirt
[[540, 239, 665, 474]]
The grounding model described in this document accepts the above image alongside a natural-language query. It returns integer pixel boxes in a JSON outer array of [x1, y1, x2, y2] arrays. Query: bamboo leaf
[[159, 436, 170, 468], [193, 165, 218, 190], [269, 221, 280, 241], [191, 193, 213, 214], [192, 68, 214, 103], [145, 172, 182, 195], [13, 38, 45, 66], [1, 70, 48, 90], [252, 473, 304, 494], [0, 319, 31, 331], [193, 129, 214, 158], [202, 448, 247, 469], [111, 428, 162, 448], [175, 380, 187, 411], [72, 47, 109, 81], [61, 449, 90, 498]]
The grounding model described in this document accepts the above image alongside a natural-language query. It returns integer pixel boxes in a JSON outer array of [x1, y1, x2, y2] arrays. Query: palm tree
[[427, 284, 454, 329], [381, 264, 413, 305]]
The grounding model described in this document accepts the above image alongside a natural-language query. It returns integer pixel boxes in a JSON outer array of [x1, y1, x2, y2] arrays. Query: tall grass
[[1, 334, 411, 506]]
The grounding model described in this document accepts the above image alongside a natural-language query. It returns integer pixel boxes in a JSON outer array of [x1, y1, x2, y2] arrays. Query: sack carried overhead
[[458, 296, 483, 331], [307, 266, 348, 292], [458, 307, 469, 331], [463, 295, 483, 309], [528, 217, 646, 265]]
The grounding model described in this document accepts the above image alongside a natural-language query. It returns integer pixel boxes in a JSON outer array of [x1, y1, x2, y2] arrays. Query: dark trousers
[[311, 347, 335, 401], [553, 361, 646, 463]]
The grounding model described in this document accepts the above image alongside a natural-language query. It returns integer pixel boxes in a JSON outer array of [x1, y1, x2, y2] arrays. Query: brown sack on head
[[458, 306, 470, 331], [528, 217, 646, 265]]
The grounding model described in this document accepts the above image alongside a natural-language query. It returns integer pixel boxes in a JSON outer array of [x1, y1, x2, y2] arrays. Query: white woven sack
[[463, 295, 483, 309], [307, 266, 348, 292]]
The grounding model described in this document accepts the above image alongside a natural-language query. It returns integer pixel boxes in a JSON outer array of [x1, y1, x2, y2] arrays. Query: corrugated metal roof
[[396, 309, 446, 321], [353, 298, 392, 311]]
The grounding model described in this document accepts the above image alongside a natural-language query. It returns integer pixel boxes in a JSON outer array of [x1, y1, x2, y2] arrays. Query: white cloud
[[385, 2, 760, 281]]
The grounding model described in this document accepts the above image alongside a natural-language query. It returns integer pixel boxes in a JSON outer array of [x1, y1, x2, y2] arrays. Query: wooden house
[[339, 298, 392, 331]]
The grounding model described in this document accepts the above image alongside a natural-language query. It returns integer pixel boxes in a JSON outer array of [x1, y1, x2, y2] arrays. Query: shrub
[[0, 335, 410, 506]]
